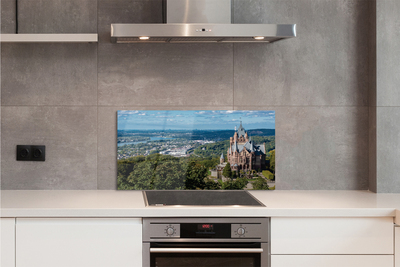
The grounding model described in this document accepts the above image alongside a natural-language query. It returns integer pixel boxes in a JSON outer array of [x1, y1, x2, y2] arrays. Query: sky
[[118, 110, 275, 131]]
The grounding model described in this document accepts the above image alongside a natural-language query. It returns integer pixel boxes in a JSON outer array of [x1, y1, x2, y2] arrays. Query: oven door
[[143, 242, 269, 267]]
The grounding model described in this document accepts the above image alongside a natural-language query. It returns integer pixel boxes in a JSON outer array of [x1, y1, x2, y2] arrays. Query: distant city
[[117, 135, 215, 159]]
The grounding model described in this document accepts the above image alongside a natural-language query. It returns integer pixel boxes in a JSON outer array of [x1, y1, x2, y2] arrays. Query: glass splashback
[[117, 110, 275, 190]]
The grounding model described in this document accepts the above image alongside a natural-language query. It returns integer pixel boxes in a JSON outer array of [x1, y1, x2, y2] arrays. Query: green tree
[[185, 160, 207, 189], [232, 171, 237, 179], [153, 160, 186, 190], [117, 175, 135, 190], [222, 162, 232, 178], [117, 156, 146, 190], [262, 170, 274, 180], [126, 161, 157, 190], [117, 159, 134, 178], [205, 178, 221, 190], [269, 150, 275, 174], [235, 177, 248, 189], [220, 177, 248, 190], [199, 157, 220, 169], [252, 177, 269, 190]]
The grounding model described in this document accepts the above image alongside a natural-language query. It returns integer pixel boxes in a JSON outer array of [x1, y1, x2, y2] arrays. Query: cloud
[[117, 110, 140, 117]]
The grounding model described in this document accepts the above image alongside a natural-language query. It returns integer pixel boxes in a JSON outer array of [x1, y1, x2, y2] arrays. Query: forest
[[117, 146, 275, 190]]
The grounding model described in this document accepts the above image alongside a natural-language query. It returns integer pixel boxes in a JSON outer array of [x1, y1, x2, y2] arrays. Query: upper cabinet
[[0, 33, 98, 43], [1, 33, 98, 43]]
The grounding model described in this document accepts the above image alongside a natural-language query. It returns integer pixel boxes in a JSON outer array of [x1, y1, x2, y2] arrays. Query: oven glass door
[[150, 242, 262, 267]]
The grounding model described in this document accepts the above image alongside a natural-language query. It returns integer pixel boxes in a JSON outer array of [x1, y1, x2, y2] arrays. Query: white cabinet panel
[[396, 226, 399, 267], [1, 218, 15, 267], [271, 255, 393, 267], [16, 218, 142, 267], [271, 217, 393, 255]]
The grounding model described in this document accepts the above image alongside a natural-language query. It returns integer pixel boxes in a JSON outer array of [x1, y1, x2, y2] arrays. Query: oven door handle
[[149, 248, 263, 253]]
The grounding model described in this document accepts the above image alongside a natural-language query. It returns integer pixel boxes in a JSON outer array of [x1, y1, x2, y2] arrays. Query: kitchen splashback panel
[[117, 110, 275, 190]]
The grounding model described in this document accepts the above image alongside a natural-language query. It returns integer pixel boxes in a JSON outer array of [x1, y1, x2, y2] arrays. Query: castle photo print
[[117, 110, 275, 190]]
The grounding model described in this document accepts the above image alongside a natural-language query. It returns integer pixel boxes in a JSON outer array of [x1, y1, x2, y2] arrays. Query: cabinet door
[[1, 218, 16, 267], [271, 255, 393, 267], [396, 226, 399, 267], [16, 218, 142, 267], [271, 217, 393, 254]]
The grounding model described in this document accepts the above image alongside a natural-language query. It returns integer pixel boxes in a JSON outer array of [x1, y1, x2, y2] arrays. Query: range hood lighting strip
[[111, 24, 296, 44]]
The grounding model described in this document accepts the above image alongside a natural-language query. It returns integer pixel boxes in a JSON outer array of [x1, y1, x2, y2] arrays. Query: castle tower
[[233, 129, 238, 143], [227, 121, 266, 172], [220, 153, 225, 164]]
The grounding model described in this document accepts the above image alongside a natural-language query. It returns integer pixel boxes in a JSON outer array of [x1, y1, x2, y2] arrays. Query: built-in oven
[[142, 217, 269, 267]]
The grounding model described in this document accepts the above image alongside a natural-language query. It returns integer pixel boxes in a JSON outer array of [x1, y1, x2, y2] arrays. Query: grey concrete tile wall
[[1, 43, 97, 106], [236, 106, 369, 190], [97, 106, 233, 189], [98, 43, 234, 107], [0, 0, 379, 190], [377, 0, 400, 106], [233, 0, 371, 107], [1, 0, 17, 33], [376, 107, 400, 193], [98, 0, 163, 43], [373, 0, 400, 192], [1, 107, 97, 190], [17, 0, 97, 33]]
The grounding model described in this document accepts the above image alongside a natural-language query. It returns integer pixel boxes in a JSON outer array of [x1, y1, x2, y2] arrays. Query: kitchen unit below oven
[[142, 217, 270, 267]]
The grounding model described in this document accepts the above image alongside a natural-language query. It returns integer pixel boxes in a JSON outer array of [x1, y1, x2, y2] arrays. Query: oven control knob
[[166, 227, 175, 236], [237, 227, 245, 236]]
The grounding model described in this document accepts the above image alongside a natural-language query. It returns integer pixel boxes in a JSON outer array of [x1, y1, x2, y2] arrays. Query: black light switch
[[17, 145, 45, 161]]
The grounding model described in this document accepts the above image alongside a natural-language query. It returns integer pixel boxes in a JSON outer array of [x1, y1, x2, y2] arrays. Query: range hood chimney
[[111, 0, 296, 43]]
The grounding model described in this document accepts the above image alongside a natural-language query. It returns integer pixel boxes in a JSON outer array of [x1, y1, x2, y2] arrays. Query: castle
[[227, 121, 266, 172]]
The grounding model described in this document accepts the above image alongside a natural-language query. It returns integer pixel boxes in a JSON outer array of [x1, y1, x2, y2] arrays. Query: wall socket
[[16, 145, 46, 161]]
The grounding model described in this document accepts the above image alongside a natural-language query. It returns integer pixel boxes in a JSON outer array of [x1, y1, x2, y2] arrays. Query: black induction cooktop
[[143, 190, 265, 206]]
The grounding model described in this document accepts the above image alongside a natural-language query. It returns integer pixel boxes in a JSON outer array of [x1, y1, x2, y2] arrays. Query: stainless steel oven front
[[142, 217, 270, 267]]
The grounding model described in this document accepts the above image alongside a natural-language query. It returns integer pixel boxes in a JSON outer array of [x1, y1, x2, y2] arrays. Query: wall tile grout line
[[96, 0, 99, 190]]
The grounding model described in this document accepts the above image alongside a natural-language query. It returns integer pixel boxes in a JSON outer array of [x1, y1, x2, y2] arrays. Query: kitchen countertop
[[1, 190, 399, 224]]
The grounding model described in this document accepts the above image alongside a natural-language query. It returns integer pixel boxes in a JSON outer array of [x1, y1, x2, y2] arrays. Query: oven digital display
[[180, 223, 230, 238], [198, 224, 214, 231]]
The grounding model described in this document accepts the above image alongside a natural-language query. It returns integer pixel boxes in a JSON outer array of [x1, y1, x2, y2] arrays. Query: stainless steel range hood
[[111, 0, 296, 44]]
